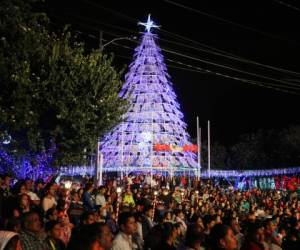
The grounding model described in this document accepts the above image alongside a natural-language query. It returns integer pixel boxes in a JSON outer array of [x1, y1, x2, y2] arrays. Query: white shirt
[[95, 194, 106, 206], [42, 196, 57, 212], [112, 232, 133, 250], [27, 191, 40, 201]]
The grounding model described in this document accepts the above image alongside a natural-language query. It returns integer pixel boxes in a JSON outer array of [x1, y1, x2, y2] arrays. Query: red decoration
[[153, 144, 198, 152]]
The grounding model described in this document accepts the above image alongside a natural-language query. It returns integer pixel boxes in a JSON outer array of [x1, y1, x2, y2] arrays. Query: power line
[[114, 53, 207, 74], [158, 36, 300, 78], [272, 0, 300, 12], [49, 10, 300, 93], [59, 19, 300, 91], [164, 0, 299, 44], [107, 40, 300, 95], [161, 48, 300, 89], [84, 0, 138, 22], [49, 7, 300, 79]]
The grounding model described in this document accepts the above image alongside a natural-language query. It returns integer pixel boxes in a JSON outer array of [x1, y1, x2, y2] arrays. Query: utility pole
[[208, 120, 211, 178], [196, 117, 201, 179]]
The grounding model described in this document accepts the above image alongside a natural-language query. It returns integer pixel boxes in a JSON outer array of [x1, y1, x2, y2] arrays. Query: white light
[[154, 191, 158, 196], [2, 135, 11, 145], [138, 14, 160, 33], [117, 187, 122, 194], [64, 181, 72, 189]]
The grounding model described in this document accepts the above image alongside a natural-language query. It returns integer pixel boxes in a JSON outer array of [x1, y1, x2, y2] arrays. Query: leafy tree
[[228, 130, 269, 169], [200, 140, 228, 170], [0, 0, 127, 165], [268, 125, 300, 167]]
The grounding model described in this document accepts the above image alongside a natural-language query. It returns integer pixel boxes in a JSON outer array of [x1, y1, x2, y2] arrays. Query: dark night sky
[[41, 0, 300, 145]]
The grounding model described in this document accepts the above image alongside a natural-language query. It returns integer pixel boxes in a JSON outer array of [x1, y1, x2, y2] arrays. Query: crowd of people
[[0, 173, 299, 250]]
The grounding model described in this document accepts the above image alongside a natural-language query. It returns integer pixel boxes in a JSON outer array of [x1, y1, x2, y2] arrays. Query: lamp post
[[116, 187, 122, 223], [195, 190, 199, 206], [96, 34, 136, 183], [152, 190, 158, 221], [99, 31, 137, 51]]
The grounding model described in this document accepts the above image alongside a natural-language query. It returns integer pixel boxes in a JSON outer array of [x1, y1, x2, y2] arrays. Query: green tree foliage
[[194, 125, 300, 170], [0, 0, 127, 165], [228, 126, 300, 169], [200, 140, 228, 170], [228, 130, 269, 169]]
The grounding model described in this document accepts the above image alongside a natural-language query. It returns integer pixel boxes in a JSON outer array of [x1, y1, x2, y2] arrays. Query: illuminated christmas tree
[[100, 15, 198, 174]]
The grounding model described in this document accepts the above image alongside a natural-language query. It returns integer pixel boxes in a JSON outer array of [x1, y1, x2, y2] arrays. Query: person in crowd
[[228, 217, 244, 250], [42, 183, 57, 213], [67, 222, 113, 250], [0, 175, 12, 197], [241, 222, 265, 250], [13, 194, 32, 217], [68, 190, 84, 226], [209, 224, 238, 250], [19, 211, 49, 250], [163, 211, 174, 223], [112, 211, 136, 250], [57, 210, 73, 246], [123, 189, 135, 208], [5, 217, 21, 233], [82, 182, 95, 212], [0, 231, 22, 250], [281, 228, 300, 250], [45, 220, 66, 250], [24, 178, 40, 206], [132, 212, 144, 250], [263, 218, 282, 250], [106, 211, 118, 235], [0, 175, 14, 226], [157, 222, 178, 250], [203, 214, 216, 247], [141, 206, 154, 240], [184, 223, 205, 250], [34, 179, 45, 199], [46, 207, 59, 222], [89, 223, 114, 250], [174, 209, 187, 234], [96, 186, 107, 214], [81, 211, 96, 225]]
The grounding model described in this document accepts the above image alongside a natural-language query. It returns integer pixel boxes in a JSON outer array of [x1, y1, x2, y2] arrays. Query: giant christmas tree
[[100, 15, 198, 174]]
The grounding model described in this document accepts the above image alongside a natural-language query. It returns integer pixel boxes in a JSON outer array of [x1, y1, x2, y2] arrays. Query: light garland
[[0, 144, 56, 180], [57, 165, 300, 177]]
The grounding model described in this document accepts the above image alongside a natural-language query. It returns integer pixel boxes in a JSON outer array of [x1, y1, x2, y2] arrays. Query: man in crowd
[[19, 211, 49, 250], [112, 212, 136, 250]]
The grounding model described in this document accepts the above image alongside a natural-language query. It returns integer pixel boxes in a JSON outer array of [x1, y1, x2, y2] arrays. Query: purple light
[[57, 165, 300, 177], [100, 17, 198, 172], [0, 144, 56, 180], [200, 167, 300, 178]]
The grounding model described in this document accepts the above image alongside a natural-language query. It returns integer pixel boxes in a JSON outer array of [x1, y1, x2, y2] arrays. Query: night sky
[[41, 0, 300, 145]]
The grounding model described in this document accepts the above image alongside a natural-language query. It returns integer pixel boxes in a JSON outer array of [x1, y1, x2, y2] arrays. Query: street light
[[100, 34, 137, 51]]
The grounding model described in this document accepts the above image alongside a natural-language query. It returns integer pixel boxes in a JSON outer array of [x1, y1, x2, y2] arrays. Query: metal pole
[[208, 120, 211, 178], [99, 152, 103, 186], [150, 111, 154, 187], [95, 141, 100, 186], [121, 122, 124, 180], [197, 117, 201, 179]]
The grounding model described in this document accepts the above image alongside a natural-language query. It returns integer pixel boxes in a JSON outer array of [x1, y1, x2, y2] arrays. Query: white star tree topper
[[138, 14, 160, 32]]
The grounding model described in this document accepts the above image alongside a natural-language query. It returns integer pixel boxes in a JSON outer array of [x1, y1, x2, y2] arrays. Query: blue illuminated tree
[[100, 15, 198, 173]]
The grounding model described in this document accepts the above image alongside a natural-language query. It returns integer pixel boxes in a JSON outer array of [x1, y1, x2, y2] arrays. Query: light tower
[[100, 15, 198, 175]]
